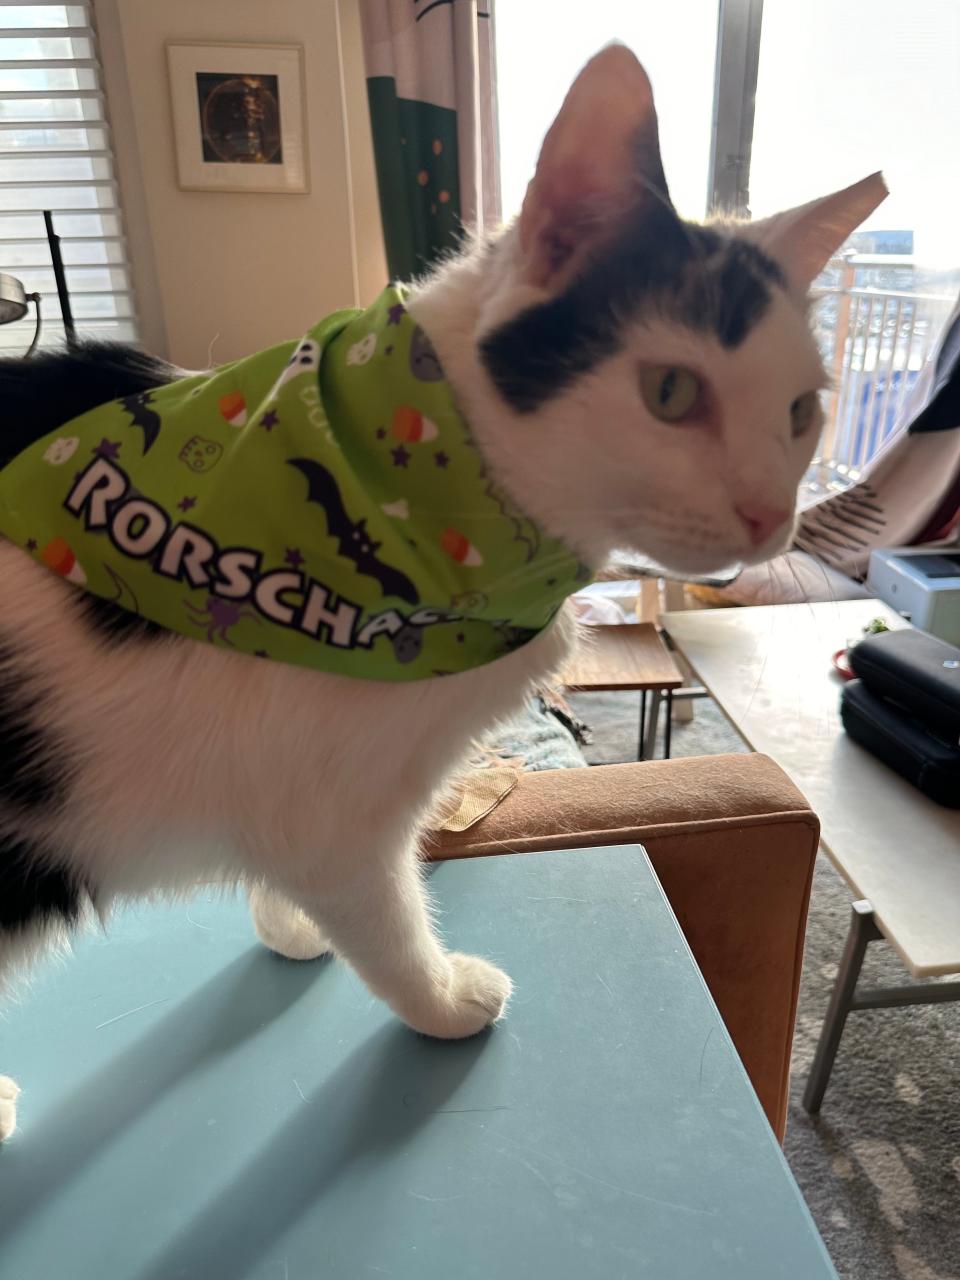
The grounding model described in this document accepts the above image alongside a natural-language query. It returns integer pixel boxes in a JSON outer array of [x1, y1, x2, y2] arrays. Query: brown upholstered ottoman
[[429, 753, 820, 1141]]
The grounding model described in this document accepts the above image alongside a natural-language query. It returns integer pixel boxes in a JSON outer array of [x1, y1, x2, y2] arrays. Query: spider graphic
[[184, 595, 259, 646]]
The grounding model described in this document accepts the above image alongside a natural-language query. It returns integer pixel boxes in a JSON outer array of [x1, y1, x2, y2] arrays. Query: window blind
[[0, 1, 136, 352]]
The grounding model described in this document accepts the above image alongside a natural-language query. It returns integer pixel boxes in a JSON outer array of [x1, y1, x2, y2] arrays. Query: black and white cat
[[0, 46, 885, 1140]]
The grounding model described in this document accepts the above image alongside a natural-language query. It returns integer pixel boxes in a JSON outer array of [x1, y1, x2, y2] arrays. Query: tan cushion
[[428, 754, 819, 1141]]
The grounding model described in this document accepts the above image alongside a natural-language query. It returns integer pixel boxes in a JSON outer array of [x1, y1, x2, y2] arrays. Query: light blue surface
[[0, 846, 836, 1279]]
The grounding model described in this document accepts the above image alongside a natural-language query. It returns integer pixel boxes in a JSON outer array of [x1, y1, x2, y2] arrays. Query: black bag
[[847, 627, 960, 740], [840, 679, 960, 808]]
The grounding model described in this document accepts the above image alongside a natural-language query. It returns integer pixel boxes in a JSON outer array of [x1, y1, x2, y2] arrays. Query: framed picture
[[166, 42, 308, 194]]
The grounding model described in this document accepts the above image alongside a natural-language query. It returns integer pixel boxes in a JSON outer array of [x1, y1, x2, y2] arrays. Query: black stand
[[44, 209, 77, 350]]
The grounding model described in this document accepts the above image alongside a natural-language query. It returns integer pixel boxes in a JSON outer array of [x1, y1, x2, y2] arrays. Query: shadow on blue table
[[2, 946, 487, 1278]]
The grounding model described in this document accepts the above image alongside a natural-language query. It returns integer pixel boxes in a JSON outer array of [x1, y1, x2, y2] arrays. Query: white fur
[[0, 235, 815, 1139], [0, 41, 873, 1139], [420, 231, 825, 574], [0, 1075, 18, 1142]]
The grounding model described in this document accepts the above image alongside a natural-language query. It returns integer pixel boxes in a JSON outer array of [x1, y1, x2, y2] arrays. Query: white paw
[[248, 884, 331, 961], [413, 953, 513, 1040], [0, 1076, 20, 1142]]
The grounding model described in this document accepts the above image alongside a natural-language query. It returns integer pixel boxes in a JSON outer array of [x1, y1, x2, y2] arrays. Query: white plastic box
[[867, 546, 960, 644]]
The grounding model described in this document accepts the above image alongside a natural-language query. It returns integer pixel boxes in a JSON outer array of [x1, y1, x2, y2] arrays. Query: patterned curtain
[[359, 0, 500, 281]]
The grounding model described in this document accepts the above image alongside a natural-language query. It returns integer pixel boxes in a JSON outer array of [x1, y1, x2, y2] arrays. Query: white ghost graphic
[[347, 333, 377, 366], [42, 436, 79, 465], [268, 338, 321, 399]]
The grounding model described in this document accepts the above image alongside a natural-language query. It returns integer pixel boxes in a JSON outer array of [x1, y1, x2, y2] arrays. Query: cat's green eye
[[639, 366, 702, 423], [790, 391, 819, 438]]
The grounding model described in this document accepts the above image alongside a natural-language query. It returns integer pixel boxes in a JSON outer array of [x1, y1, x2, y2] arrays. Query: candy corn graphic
[[218, 391, 247, 428], [391, 404, 438, 443], [41, 537, 86, 584], [441, 527, 483, 567]]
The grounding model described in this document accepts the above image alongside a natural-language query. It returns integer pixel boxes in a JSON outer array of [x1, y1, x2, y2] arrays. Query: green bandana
[[0, 286, 587, 680]]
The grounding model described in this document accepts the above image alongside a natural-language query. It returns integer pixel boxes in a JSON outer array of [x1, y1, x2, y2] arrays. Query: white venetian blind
[[0, 1, 136, 351]]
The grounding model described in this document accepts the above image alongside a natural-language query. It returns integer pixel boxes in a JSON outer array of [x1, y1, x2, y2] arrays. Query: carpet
[[569, 690, 960, 1280]]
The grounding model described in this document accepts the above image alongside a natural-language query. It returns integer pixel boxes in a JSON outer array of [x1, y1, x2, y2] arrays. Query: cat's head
[[462, 45, 887, 575]]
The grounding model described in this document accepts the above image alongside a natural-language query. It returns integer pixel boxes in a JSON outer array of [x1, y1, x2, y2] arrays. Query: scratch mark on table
[[526, 895, 590, 904], [407, 1189, 465, 1203], [494, 1144, 555, 1193], [464, 1119, 718, 1216], [185, 909, 211, 932], [292, 1076, 307, 1103], [435, 1105, 513, 1115], [596, 973, 615, 1000], [699, 1027, 716, 1086], [95, 997, 170, 1030]]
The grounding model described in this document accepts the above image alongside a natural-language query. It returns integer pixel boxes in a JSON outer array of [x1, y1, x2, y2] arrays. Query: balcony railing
[[804, 254, 956, 497]]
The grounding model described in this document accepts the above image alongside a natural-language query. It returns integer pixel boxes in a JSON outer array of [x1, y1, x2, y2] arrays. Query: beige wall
[[96, 0, 386, 367]]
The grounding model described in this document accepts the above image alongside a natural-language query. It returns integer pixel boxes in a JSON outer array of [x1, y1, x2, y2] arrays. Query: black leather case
[[847, 627, 960, 739], [840, 679, 960, 808]]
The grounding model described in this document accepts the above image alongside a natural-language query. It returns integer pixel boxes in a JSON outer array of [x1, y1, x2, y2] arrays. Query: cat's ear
[[746, 172, 888, 292], [517, 44, 672, 290]]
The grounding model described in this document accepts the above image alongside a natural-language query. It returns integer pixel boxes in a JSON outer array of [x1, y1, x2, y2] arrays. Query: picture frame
[[166, 42, 308, 194]]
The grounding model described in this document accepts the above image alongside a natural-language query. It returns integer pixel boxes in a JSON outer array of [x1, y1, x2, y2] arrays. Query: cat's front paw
[[412, 953, 513, 1040], [0, 1076, 20, 1142]]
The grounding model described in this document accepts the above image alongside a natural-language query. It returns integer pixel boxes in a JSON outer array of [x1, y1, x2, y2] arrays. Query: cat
[[0, 44, 886, 1141]]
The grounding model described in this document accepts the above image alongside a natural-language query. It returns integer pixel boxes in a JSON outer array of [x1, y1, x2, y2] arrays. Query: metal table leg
[[664, 689, 673, 758], [802, 900, 882, 1113], [638, 690, 647, 760], [642, 689, 662, 760]]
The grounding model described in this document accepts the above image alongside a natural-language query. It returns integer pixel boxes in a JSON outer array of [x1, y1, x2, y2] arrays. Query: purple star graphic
[[260, 409, 279, 431], [284, 547, 304, 569], [375, 426, 387, 440], [391, 445, 411, 468], [25, 538, 38, 552], [546, 577, 557, 586], [253, 649, 269, 658], [434, 450, 450, 468], [385, 345, 394, 356], [94, 438, 121, 460], [178, 496, 197, 512], [456, 632, 466, 643], [387, 303, 406, 326]]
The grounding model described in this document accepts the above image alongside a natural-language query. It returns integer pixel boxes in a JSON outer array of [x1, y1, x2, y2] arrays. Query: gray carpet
[[569, 691, 960, 1280]]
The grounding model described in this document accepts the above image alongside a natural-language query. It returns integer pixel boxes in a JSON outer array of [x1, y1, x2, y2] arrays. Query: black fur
[[480, 208, 785, 414], [0, 339, 179, 470], [0, 641, 63, 812], [76, 595, 168, 643], [0, 833, 87, 933], [2, 340, 183, 647], [699, 239, 784, 347]]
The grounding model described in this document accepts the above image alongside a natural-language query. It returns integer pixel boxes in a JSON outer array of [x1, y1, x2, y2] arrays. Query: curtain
[[794, 295, 960, 579], [359, 0, 500, 281]]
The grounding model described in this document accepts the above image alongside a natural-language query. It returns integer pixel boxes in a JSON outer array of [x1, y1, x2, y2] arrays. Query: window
[[751, 0, 960, 488], [0, 2, 136, 352], [496, 1, 717, 222]]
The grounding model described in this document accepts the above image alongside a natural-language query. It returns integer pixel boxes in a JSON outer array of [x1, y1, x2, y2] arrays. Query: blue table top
[[0, 845, 836, 1279]]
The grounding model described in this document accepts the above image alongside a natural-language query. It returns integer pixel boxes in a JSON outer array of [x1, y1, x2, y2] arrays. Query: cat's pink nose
[[736, 502, 791, 546]]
